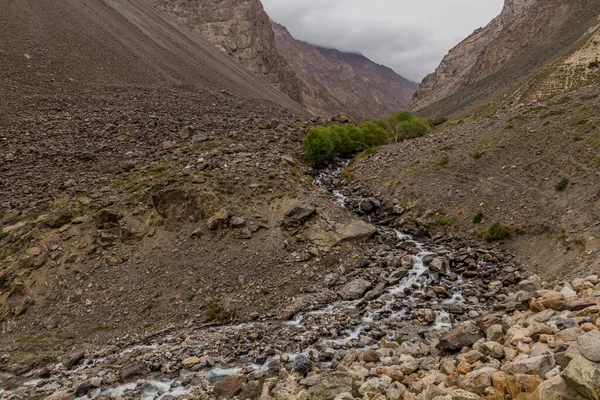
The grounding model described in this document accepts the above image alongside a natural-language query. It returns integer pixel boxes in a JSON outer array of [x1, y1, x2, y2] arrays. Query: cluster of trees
[[303, 111, 442, 167]]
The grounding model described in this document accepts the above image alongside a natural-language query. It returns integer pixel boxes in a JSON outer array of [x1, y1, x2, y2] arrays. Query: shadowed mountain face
[[272, 22, 419, 121], [411, 0, 600, 117]]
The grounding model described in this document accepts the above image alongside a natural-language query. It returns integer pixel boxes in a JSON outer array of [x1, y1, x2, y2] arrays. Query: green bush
[[473, 212, 484, 224], [484, 222, 510, 241], [439, 217, 451, 226], [555, 178, 569, 191], [302, 127, 335, 167], [400, 117, 429, 139]]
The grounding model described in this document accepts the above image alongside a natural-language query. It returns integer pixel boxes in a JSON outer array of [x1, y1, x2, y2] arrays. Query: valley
[[1, 0, 600, 399]]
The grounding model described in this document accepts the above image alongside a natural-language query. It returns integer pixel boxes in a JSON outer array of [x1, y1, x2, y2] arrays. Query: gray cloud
[[262, 0, 504, 82]]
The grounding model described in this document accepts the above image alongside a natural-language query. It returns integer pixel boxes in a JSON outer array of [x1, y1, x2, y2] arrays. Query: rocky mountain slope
[[152, 0, 302, 104], [271, 22, 418, 121], [353, 85, 600, 282], [411, 0, 600, 117]]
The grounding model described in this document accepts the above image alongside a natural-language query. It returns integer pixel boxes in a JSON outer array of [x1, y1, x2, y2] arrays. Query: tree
[[302, 127, 335, 167]]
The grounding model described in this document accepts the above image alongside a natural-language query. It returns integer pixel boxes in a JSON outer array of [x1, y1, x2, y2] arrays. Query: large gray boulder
[[281, 203, 316, 229], [338, 279, 372, 300], [562, 356, 600, 399], [578, 330, 600, 362]]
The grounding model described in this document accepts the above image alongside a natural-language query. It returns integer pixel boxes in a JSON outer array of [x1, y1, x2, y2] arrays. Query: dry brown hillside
[[353, 85, 600, 280]]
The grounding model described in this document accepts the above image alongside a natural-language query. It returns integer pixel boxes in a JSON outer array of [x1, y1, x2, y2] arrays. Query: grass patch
[[0, 231, 9, 240], [504, 124, 514, 130], [439, 217, 451, 226], [395, 334, 405, 345], [484, 222, 510, 241], [473, 212, 485, 224], [206, 301, 235, 322], [471, 152, 484, 160], [438, 155, 449, 167], [555, 177, 569, 191], [440, 144, 454, 151]]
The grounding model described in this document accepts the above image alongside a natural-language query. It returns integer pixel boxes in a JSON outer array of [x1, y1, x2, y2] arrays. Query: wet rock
[[295, 354, 312, 376], [63, 352, 84, 369], [578, 331, 600, 362], [214, 375, 246, 397], [338, 278, 372, 300], [119, 361, 148, 381], [438, 321, 483, 352], [281, 203, 316, 229]]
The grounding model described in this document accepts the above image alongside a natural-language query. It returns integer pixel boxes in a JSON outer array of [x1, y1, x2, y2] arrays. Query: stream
[[7, 162, 515, 399]]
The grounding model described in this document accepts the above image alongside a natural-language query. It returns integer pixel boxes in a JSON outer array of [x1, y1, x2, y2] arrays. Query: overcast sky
[[262, 0, 504, 82]]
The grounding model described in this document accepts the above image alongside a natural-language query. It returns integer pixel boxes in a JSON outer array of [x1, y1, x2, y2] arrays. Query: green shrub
[[484, 222, 510, 241], [555, 177, 569, 191], [360, 120, 390, 147], [473, 212, 484, 224], [439, 217, 451, 226], [302, 127, 335, 167], [400, 117, 429, 140]]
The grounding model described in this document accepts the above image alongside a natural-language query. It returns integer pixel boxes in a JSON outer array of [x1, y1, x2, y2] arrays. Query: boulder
[[540, 291, 565, 311], [337, 220, 376, 243], [358, 376, 392, 395], [461, 367, 498, 394], [562, 356, 600, 399], [119, 361, 147, 381], [578, 330, 600, 362], [501, 354, 555, 378], [281, 203, 316, 229], [338, 279, 372, 300], [534, 375, 581, 400], [564, 297, 600, 311], [214, 375, 246, 397], [308, 372, 355, 400], [438, 321, 483, 352], [294, 355, 312, 376]]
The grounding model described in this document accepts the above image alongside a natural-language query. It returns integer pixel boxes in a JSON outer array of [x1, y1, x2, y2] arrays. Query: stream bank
[[1, 162, 524, 399]]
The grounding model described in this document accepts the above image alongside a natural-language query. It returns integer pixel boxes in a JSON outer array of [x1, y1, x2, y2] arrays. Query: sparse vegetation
[[504, 123, 514, 130], [395, 334, 405, 345], [484, 222, 510, 241], [438, 155, 449, 167], [206, 301, 234, 322], [439, 217, 451, 226], [473, 212, 485, 224], [471, 152, 484, 160], [0, 231, 9, 240], [555, 177, 569, 191], [427, 116, 448, 127]]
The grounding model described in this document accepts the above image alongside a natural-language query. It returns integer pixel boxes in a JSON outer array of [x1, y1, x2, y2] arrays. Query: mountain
[[411, 0, 600, 117], [271, 22, 419, 121], [153, 0, 417, 120], [152, 0, 302, 103]]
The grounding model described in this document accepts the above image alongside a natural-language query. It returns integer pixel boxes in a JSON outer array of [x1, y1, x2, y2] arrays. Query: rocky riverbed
[[1, 162, 597, 400]]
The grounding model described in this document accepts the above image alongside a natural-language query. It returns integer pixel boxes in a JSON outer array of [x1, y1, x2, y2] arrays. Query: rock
[[63, 352, 84, 369], [47, 211, 75, 229], [119, 361, 148, 381], [398, 354, 420, 375], [486, 324, 504, 342], [540, 291, 565, 310], [461, 367, 498, 394], [564, 297, 600, 311], [338, 279, 372, 300], [178, 125, 193, 139], [231, 216, 246, 228], [438, 321, 483, 352], [295, 354, 312, 376], [578, 330, 600, 362], [562, 356, 600, 399], [333, 392, 354, 400], [309, 372, 355, 400], [162, 140, 177, 150], [386, 381, 406, 400], [336, 220, 376, 243], [359, 375, 392, 395], [281, 203, 316, 229], [450, 389, 480, 400], [181, 356, 201, 368], [214, 375, 246, 397], [207, 208, 230, 230], [518, 275, 542, 292], [363, 348, 380, 363], [534, 375, 581, 400], [501, 354, 555, 378]]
